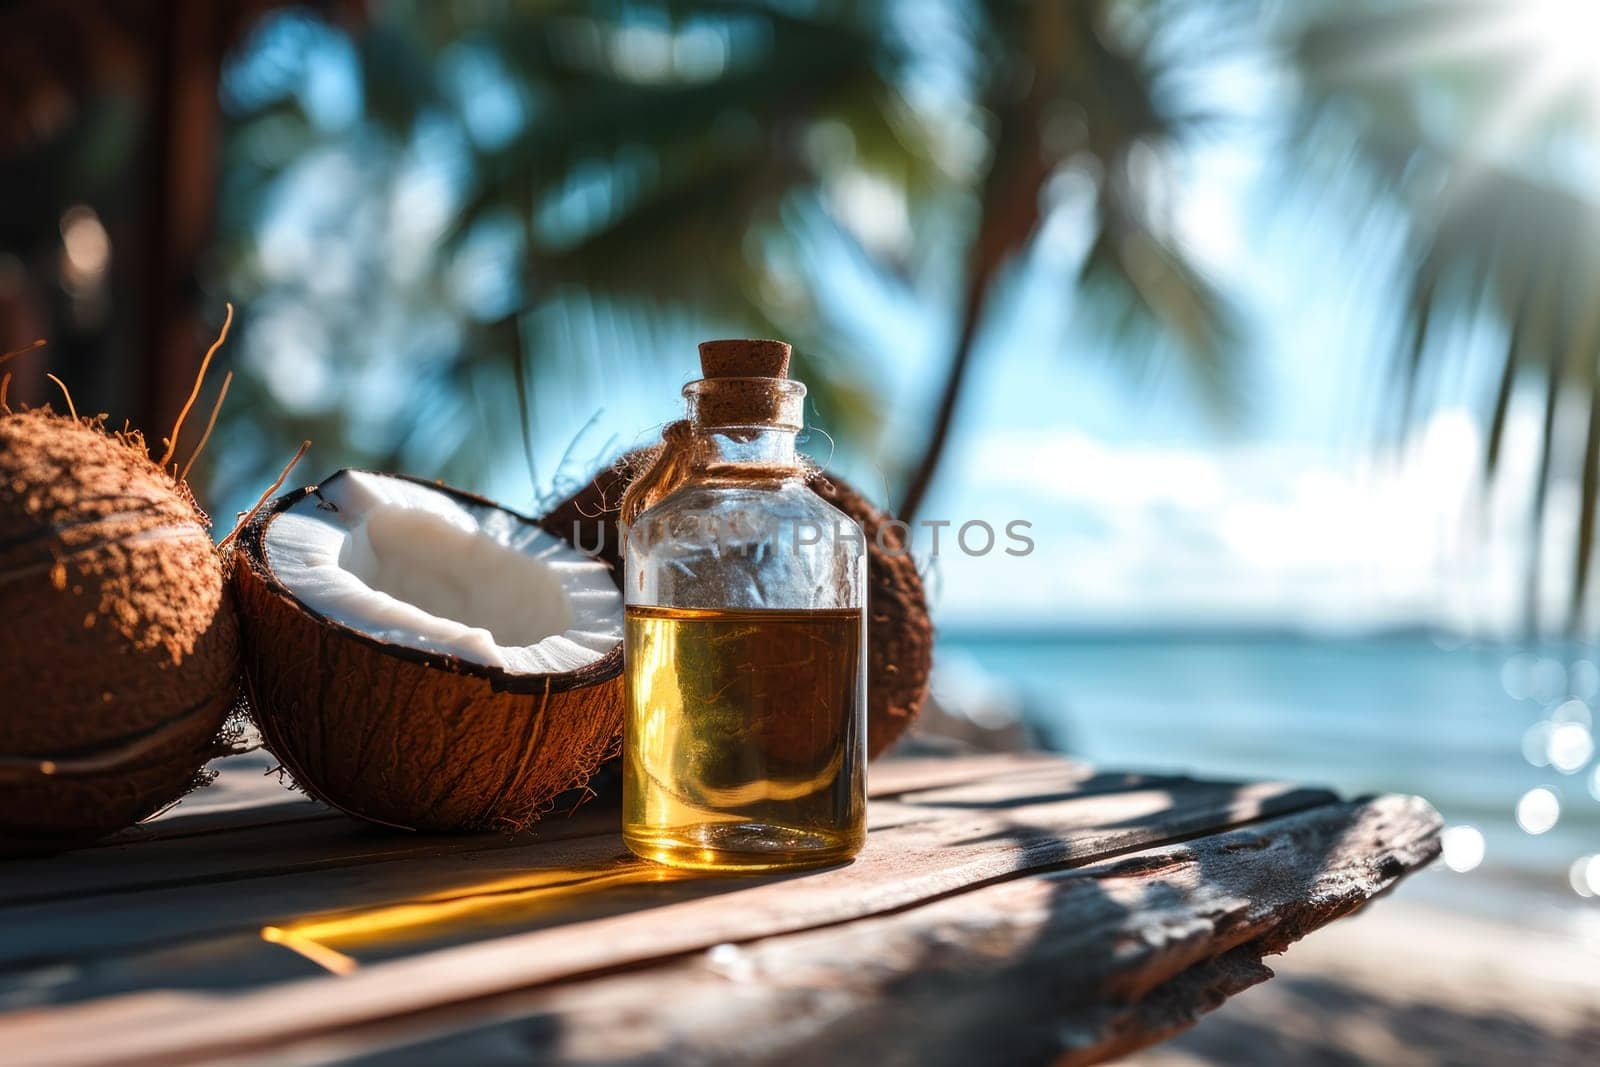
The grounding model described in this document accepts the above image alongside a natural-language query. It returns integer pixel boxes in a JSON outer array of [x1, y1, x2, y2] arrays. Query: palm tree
[[896, 0, 1236, 519], [1291, 0, 1600, 632], [218, 0, 1237, 516]]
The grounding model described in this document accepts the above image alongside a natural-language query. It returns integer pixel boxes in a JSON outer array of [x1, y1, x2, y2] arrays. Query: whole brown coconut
[[540, 453, 933, 757], [232, 471, 625, 832], [0, 409, 240, 854]]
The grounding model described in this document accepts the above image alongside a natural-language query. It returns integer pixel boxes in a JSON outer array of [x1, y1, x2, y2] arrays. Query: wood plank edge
[[146, 794, 1440, 1067], [0, 786, 1379, 1065], [0, 779, 1336, 980], [0, 754, 1097, 909]]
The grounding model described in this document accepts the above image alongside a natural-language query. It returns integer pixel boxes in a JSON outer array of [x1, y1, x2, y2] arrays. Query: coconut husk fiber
[[0, 409, 239, 854]]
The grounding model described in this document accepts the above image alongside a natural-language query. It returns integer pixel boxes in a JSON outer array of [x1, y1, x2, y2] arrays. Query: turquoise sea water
[[940, 630, 1600, 899]]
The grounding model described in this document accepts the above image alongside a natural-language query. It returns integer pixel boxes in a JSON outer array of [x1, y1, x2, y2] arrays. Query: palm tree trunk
[[895, 71, 1050, 522], [894, 240, 996, 523], [895, 2, 1074, 522]]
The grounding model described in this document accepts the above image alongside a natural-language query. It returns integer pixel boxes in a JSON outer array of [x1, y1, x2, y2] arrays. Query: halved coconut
[[232, 470, 624, 832]]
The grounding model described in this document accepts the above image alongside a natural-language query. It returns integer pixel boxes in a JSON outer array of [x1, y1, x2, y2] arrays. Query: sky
[[222, 4, 1575, 636], [819, 31, 1568, 634], [463, 108, 1542, 635], [913, 109, 1549, 633]]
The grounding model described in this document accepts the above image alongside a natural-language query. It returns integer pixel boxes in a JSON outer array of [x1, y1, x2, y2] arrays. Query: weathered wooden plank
[[0, 769, 1173, 1006], [99, 799, 334, 845], [0, 777, 1339, 1064], [0, 775, 1325, 973], [0, 753, 1078, 907], [0, 762, 1122, 923], [0, 771, 1299, 979], [866, 751, 1087, 795], [128, 750, 1065, 840], [251, 795, 1447, 1067], [86, 752, 324, 845], [4, 794, 1439, 1067], [0, 805, 616, 909]]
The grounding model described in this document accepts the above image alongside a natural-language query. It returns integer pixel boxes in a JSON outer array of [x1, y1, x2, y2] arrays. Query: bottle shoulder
[[624, 479, 866, 611], [637, 479, 862, 531]]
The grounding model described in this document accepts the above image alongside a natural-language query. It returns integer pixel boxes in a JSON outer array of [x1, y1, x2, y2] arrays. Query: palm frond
[[1076, 193, 1236, 406], [1291, 0, 1600, 632], [1063, 0, 1239, 405]]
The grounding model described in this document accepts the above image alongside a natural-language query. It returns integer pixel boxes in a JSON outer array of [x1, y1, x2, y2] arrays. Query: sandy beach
[[1120, 882, 1600, 1065]]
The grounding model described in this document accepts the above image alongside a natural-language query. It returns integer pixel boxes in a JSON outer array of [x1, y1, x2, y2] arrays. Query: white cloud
[[927, 400, 1567, 632]]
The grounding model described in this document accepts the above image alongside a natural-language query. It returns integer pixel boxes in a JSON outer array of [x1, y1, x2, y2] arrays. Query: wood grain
[[0, 776, 1314, 972], [0, 752, 1075, 906], [0, 753, 1440, 1067], [300, 795, 1440, 1067]]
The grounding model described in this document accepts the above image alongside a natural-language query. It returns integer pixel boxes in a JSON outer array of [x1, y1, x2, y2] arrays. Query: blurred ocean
[[940, 629, 1600, 909]]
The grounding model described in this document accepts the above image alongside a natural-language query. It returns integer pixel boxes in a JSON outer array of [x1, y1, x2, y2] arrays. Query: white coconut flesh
[[262, 471, 622, 675]]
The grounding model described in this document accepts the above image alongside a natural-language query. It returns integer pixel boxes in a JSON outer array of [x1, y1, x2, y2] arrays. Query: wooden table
[[0, 752, 1440, 1066]]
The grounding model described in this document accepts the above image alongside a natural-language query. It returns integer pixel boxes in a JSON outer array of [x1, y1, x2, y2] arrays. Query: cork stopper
[[685, 338, 804, 430], [698, 339, 792, 379]]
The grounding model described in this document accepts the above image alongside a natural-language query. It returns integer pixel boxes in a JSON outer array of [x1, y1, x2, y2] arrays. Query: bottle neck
[[690, 426, 801, 480], [679, 375, 807, 483]]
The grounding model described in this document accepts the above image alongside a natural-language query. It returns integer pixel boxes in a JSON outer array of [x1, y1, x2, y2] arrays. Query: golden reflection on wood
[[259, 925, 359, 976], [259, 860, 689, 974]]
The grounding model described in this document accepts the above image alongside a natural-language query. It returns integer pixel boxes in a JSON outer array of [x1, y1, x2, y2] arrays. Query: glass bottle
[[621, 339, 867, 871]]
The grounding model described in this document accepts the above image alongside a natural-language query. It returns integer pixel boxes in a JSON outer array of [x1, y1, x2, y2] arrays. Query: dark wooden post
[[135, 0, 224, 447]]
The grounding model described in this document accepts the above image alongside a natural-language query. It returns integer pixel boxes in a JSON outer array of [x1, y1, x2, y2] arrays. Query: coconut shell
[[0, 409, 239, 854], [540, 454, 933, 757], [232, 475, 624, 833], [810, 474, 934, 757]]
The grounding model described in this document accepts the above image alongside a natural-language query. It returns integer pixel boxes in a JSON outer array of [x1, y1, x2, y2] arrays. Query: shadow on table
[[367, 779, 1380, 1066], [766, 779, 1362, 1067], [7, 770, 1445, 1067], [0, 829, 811, 1008]]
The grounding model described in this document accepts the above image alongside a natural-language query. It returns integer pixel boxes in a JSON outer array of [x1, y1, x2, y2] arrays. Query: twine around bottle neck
[[618, 339, 812, 528], [617, 419, 815, 528]]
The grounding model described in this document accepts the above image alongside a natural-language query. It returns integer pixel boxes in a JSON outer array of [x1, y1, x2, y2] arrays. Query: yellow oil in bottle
[[623, 604, 866, 872]]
